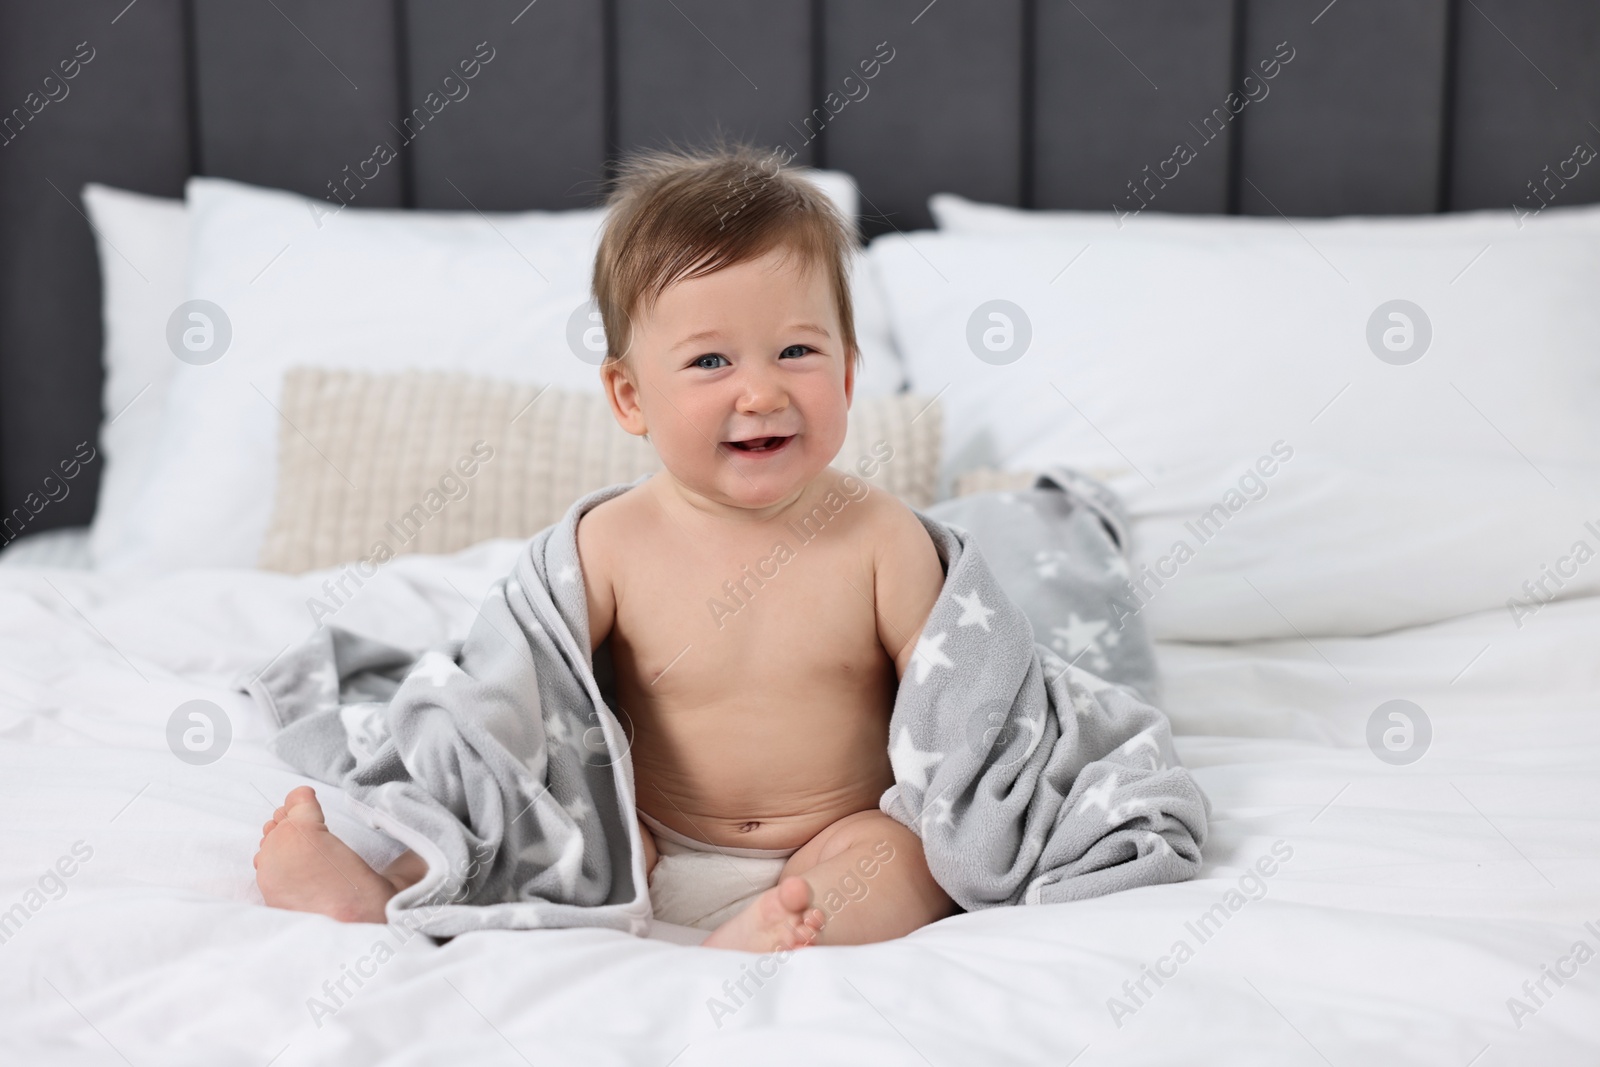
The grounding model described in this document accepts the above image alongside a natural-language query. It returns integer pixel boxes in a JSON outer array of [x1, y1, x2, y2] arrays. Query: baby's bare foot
[[702, 875, 826, 952], [254, 786, 395, 924]]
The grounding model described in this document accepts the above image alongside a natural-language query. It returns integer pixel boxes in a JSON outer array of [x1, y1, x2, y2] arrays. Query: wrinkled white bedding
[[2, 540, 1597, 1066]]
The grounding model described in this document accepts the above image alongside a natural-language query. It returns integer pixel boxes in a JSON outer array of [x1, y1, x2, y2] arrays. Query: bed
[[5, 544, 1598, 1064], [4, 2, 1599, 1064]]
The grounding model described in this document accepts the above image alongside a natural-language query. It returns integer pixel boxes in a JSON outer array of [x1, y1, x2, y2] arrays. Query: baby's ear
[[600, 359, 650, 437]]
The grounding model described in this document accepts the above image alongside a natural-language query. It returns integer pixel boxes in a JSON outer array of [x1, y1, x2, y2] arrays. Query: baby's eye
[[692, 353, 730, 370], [780, 344, 814, 359]]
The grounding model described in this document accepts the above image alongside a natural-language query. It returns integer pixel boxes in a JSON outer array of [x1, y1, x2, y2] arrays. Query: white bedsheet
[[2, 542, 1597, 1066]]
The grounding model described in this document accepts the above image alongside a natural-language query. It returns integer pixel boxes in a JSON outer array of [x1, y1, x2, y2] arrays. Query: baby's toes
[[282, 786, 324, 824], [775, 875, 812, 915], [786, 917, 822, 950]]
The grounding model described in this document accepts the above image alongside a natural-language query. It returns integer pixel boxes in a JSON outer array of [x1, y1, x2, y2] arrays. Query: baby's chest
[[611, 534, 887, 690]]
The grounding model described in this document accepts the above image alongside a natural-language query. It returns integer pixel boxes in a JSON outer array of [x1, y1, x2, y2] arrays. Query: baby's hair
[[591, 135, 861, 376]]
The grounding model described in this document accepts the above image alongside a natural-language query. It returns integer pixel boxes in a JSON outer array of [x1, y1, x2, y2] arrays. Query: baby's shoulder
[[839, 475, 939, 568], [575, 485, 649, 580]]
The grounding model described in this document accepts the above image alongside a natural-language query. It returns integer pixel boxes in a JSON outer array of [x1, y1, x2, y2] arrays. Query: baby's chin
[[666, 441, 834, 513]]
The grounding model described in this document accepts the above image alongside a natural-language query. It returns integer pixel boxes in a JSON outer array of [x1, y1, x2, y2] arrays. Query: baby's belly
[[627, 686, 897, 852]]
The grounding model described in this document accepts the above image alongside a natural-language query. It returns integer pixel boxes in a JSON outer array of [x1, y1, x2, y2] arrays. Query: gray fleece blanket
[[240, 468, 1208, 938]]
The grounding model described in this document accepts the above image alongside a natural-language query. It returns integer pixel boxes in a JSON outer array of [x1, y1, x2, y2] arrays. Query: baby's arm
[[871, 500, 947, 681], [576, 505, 617, 654], [574, 505, 658, 871]]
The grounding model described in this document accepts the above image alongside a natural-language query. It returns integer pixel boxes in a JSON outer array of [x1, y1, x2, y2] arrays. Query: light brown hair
[[591, 138, 861, 378]]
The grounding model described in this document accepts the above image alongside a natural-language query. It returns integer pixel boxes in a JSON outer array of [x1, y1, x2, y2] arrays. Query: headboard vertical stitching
[[1437, 0, 1462, 211], [1020, 0, 1037, 209], [393, 0, 416, 209], [810, 0, 827, 172], [602, 0, 620, 181], [1225, 0, 1249, 215], [181, 0, 202, 177]]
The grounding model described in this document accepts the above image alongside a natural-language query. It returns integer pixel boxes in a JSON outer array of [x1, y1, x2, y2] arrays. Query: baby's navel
[[737, 821, 760, 833]]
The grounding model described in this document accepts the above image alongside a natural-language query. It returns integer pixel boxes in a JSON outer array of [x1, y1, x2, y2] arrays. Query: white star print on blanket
[[890, 725, 944, 793], [954, 589, 996, 631], [909, 630, 954, 683]]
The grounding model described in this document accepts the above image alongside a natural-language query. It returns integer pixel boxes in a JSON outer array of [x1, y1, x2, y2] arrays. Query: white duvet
[[2, 541, 1597, 1066]]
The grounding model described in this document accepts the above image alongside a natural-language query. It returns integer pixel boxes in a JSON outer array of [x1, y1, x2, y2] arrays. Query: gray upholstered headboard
[[2, 0, 1598, 533]]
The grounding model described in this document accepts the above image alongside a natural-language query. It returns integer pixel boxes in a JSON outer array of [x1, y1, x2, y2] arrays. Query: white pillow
[[868, 228, 1600, 482], [928, 191, 1600, 240], [867, 227, 1600, 638], [81, 184, 188, 568], [103, 173, 902, 574], [802, 168, 857, 223], [1114, 451, 1600, 642]]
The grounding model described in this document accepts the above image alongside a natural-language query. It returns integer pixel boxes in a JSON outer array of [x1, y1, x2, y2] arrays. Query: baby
[[255, 143, 957, 952]]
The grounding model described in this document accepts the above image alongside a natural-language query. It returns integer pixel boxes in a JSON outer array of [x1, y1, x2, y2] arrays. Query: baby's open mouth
[[725, 435, 793, 454]]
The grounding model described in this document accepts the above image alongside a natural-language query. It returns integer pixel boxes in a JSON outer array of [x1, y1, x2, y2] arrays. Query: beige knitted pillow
[[951, 467, 1041, 497], [258, 367, 942, 573]]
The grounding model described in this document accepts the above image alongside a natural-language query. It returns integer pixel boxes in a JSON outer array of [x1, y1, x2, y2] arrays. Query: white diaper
[[640, 811, 797, 931]]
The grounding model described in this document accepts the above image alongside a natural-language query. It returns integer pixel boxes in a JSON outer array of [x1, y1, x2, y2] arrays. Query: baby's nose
[[735, 365, 789, 412]]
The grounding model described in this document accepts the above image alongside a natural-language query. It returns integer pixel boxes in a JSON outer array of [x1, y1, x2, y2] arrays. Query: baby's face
[[603, 245, 854, 513]]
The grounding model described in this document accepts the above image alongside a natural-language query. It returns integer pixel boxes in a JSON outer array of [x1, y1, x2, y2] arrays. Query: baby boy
[[255, 143, 957, 952]]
